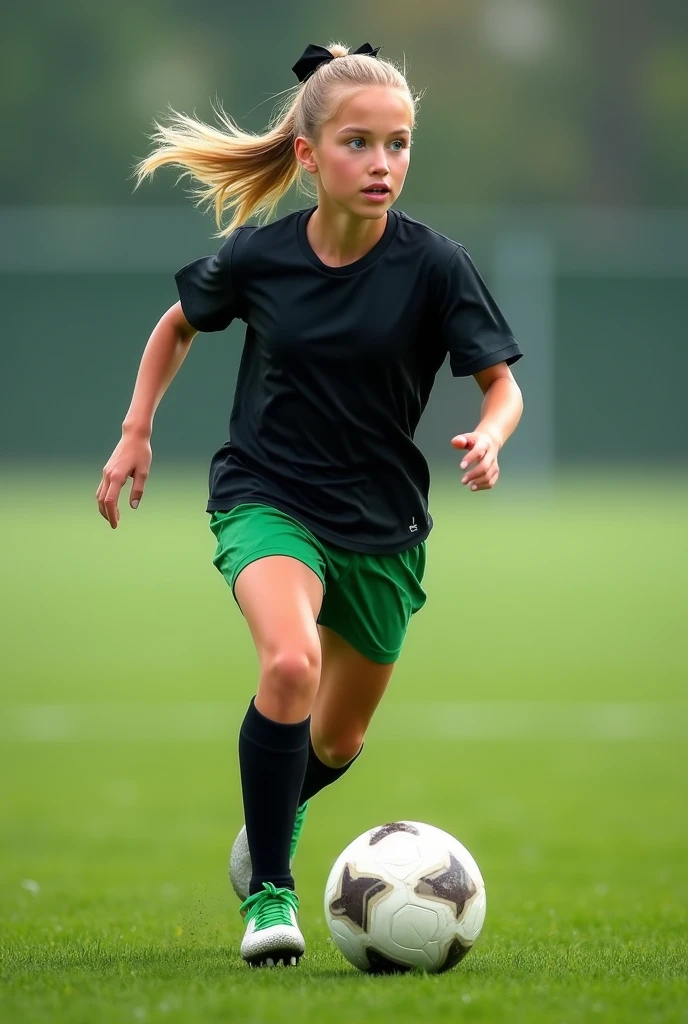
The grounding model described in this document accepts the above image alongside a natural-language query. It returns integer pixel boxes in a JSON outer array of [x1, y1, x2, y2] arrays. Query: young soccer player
[[96, 42, 524, 967]]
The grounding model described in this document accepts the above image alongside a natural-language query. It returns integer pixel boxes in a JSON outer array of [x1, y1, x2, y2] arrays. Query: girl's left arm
[[450, 362, 524, 492]]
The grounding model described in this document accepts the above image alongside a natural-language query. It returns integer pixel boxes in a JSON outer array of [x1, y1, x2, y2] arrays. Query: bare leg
[[296, 625, 395, 807], [311, 625, 395, 765], [235, 555, 324, 723], [233, 556, 324, 893]]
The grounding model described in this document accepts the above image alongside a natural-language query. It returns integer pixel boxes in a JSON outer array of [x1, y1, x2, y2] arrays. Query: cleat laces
[[240, 882, 300, 930]]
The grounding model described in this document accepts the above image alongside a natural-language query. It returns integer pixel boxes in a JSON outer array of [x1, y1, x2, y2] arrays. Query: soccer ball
[[324, 820, 486, 973]]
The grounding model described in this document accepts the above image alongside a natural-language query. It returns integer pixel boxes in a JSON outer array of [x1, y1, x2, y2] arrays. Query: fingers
[[96, 469, 126, 529], [96, 440, 151, 525], [457, 436, 500, 491], [96, 477, 108, 524], [450, 434, 470, 450], [465, 464, 500, 492], [461, 448, 495, 483], [130, 468, 148, 509], [459, 437, 491, 471], [103, 473, 126, 528]]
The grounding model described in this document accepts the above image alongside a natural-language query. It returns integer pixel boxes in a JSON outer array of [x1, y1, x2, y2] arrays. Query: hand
[[451, 431, 501, 492], [96, 433, 152, 529]]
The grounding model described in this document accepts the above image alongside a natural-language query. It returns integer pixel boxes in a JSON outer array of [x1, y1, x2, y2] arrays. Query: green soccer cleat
[[239, 882, 305, 967], [229, 802, 309, 902]]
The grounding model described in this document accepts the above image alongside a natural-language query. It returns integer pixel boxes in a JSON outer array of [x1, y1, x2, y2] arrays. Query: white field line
[[1, 702, 686, 742]]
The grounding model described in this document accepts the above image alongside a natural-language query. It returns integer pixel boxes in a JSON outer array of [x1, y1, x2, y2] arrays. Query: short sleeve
[[174, 229, 242, 333], [435, 245, 523, 377]]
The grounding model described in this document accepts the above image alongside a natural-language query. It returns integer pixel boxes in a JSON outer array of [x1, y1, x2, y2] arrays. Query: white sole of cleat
[[247, 953, 301, 968], [241, 913, 305, 966]]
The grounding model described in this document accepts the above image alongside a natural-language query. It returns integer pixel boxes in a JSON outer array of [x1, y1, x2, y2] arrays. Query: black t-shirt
[[174, 207, 522, 554]]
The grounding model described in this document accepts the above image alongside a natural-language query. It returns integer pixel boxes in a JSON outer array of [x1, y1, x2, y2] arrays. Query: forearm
[[122, 306, 196, 438], [475, 377, 523, 448]]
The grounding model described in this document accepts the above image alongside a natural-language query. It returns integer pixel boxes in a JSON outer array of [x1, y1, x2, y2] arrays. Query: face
[[296, 86, 413, 218]]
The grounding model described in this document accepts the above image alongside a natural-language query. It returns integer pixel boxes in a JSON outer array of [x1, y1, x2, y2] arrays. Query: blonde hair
[[135, 43, 418, 237]]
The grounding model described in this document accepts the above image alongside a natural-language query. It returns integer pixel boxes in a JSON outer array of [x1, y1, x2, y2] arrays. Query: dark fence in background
[[2, 205, 687, 472]]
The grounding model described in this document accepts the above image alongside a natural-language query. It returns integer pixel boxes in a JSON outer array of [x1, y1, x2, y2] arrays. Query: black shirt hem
[[206, 495, 432, 554]]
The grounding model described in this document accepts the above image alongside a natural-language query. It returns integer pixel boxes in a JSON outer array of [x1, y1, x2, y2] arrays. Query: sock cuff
[[240, 697, 311, 753]]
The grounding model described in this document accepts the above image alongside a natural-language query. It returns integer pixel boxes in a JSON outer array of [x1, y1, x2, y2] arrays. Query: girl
[[96, 41, 524, 968]]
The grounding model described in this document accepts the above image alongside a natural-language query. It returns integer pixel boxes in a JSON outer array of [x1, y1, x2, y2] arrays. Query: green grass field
[[1, 468, 687, 1023]]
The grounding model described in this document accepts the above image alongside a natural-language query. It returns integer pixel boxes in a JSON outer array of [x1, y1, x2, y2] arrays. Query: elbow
[[166, 301, 197, 344]]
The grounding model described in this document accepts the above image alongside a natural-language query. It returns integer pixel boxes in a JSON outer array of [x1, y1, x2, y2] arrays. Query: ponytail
[[135, 43, 417, 237], [135, 94, 301, 237]]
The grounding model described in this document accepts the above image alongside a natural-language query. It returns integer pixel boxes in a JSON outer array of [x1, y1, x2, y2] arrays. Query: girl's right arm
[[96, 301, 197, 529]]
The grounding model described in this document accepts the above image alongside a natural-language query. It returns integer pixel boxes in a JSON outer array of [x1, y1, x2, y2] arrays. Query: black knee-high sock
[[298, 736, 363, 806], [239, 698, 310, 895]]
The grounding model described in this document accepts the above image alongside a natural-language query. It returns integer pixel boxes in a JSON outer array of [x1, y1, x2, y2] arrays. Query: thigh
[[211, 503, 328, 663], [235, 555, 325, 666], [235, 556, 325, 722], [310, 625, 396, 765], [212, 504, 330, 720]]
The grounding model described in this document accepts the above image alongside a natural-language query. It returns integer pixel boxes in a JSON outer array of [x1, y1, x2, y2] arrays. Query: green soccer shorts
[[209, 503, 427, 664]]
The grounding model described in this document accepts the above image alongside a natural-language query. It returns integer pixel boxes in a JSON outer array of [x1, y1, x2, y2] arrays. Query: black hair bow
[[292, 42, 382, 84]]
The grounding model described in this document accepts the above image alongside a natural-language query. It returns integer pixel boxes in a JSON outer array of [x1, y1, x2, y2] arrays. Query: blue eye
[[347, 138, 408, 151]]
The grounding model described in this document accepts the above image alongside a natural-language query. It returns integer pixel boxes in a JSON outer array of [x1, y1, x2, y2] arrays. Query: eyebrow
[[336, 126, 411, 135]]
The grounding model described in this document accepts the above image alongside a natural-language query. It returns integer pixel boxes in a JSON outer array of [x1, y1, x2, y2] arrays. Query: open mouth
[[362, 185, 390, 196]]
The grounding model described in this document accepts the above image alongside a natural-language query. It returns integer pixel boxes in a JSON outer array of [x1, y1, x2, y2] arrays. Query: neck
[[307, 202, 388, 268]]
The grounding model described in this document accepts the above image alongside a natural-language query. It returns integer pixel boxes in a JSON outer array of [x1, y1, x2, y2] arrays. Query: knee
[[262, 647, 320, 704], [313, 732, 364, 769]]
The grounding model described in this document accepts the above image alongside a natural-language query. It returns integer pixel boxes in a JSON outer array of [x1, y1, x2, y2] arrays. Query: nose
[[369, 145, 390, 175]]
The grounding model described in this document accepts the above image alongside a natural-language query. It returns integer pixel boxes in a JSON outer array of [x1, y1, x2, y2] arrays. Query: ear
[[295, 136, 318, 175]]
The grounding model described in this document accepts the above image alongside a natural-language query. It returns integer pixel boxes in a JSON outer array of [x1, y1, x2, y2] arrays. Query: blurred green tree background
[[3, 2, 687, 469], [4, 0, 687, 207]]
